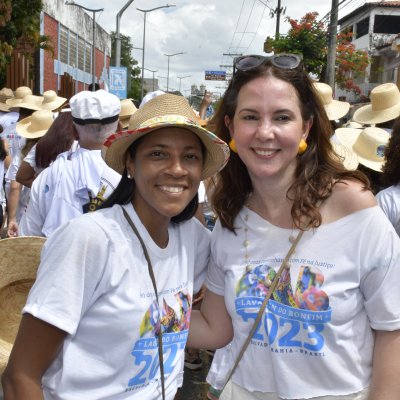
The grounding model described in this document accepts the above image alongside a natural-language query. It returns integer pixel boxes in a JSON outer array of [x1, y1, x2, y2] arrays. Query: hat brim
[[41, 98, 67, 111], [352, 103, 400, 124], [0, 103, 10, 113], [16, 118, 49, 139], [0, 236, 46, 373], [119, 116, 130, 129], [324, 100, 350, 121], [331, 141, 359, 170], [335, 127, 386, 172], [102, 122, 230, 180], [5, 98, 23, 107]]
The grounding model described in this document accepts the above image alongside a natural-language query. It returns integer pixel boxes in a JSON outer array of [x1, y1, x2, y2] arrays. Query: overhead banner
[[205, 70, 226, 81]]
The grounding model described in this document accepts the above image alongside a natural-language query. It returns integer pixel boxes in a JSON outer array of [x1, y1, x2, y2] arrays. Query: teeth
[[254, 149, 276, 156], [159, 186, 184, 193]]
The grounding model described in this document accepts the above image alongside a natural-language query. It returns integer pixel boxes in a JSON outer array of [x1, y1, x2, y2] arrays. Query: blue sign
[[109, 66, 127, 99], [205, 70, 226, 81]]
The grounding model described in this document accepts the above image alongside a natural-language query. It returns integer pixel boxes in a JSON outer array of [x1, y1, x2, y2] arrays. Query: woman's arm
[[187, 289, 233, 350], [369, 329, 400, 400], [2, 314, 67, 400], [6, 180, 21, 237], [16, 161, 36, 188]]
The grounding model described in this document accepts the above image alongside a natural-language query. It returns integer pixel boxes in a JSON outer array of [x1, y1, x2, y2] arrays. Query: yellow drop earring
[[298, 139, 308, 155], [229, 139, 238, 153]]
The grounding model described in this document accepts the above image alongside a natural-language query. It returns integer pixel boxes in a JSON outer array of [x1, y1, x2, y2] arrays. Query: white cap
[[70, 90, 121, 125]]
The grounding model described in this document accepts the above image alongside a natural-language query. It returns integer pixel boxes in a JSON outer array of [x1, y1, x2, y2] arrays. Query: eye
[[242, 114, 258, 121], [150, 150, 164, 158], [185, 152, 202, 161], [276, 114, 291, 122]]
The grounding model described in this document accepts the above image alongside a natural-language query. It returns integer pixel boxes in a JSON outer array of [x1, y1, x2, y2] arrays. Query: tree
[[0, 0, 53, 87], [110, 32, 141, 102], [264, 12, 328, 77], [264, 12, 369, 97]]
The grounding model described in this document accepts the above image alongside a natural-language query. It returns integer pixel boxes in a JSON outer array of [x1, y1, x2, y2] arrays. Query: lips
[[253, 148, 279, 156], [158, 185, 185, 194]]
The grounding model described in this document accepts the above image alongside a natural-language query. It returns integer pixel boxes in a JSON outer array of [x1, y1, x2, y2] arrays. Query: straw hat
[[15, 94, 44, 111], [0, 236, 46, 373], [102, 93, 230, 180], [344, 120, 364, 129], [331, 142, 359, 170], [0, 88, 14, 104], [119, 99, 137, 129], [335, 126, 390, 172], [0, 102, 10, 113], [313, 82, 350, 121], [352, 83, 400, 124], [16, 109, 54, 139], [5, 86, 32, 107], [40, 90, 67, 111]]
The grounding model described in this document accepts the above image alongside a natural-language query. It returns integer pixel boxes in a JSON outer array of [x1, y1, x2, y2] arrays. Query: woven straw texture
[[0, 236, 46, 373]]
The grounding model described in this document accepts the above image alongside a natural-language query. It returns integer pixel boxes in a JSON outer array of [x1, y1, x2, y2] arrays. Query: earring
[[298, 139, 307, 155], [127, 173, 132, 179], [229, 139, 238, 153]]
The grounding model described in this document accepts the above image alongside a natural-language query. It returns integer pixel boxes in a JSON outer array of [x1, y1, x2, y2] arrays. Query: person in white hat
[[2, 93, 229, 400], [376, 116, 400, 236], [16, 90, 121, 238]]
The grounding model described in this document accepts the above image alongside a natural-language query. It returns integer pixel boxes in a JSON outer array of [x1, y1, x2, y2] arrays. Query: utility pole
[[325, 0, 339, 87], [275, 0, 282, 39]]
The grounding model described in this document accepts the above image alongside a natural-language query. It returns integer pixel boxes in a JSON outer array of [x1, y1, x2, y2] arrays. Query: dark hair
[[381, 117, 400, 187], [210, 61, 369, 232], [101, 136, 199, 223], [35, 111, 75, 169], [0, 138, 7, 161]]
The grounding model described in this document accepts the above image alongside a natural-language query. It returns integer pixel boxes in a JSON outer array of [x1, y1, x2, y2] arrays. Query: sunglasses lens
[[272, 54, 300, 69], [235, 56, 265, 72]]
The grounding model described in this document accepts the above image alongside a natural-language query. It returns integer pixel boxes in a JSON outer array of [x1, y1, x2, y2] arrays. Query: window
[[85, 43, 92, 73], [374, 15, 400, 34], [78, 37, 85, 70], [69, 33, 77, 67], [369, 56, 383, 83], [59, 24, 68, 64], [355, 17, 369, 39]]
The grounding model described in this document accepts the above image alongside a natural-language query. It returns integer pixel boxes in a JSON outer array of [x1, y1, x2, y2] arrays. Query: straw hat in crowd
[[0, 236, 46, 373], [119, 98, 137, 129], [40, 90, 67, 111], [331, 142, 359, 171], [16, 109, 54, 139], [102, 93, 230, 180], [0, 88, 14, 113], [5, 86, 32, 107], [15, 94, 44, 111], [353, 83, 400, 124], [335, 126, 390, 172], [313, 82, 350, 121]]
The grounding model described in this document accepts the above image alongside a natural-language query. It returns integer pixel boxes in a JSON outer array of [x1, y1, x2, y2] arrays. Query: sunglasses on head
[[233, 53, 303, 75]]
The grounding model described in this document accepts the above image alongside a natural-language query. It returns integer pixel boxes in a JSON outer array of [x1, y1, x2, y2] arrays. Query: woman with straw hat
[[376, 116, 400, 236], [2, 93, 229, 400]]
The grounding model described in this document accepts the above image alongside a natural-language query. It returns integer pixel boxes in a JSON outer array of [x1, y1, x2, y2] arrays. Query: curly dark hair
[[381, 117, 400, 187], [210, 60, 369, 233]]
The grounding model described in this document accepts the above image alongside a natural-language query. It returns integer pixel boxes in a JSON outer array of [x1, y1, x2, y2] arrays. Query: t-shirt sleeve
[[205, 220, 226, 296], [192, 219, 211, 294], [23, 144, 37, 170], [23, 215, 111, 335], [360, 207, 400, 330]]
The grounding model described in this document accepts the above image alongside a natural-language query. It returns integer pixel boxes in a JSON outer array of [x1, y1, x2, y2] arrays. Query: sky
[[77, 0, 367, 98]]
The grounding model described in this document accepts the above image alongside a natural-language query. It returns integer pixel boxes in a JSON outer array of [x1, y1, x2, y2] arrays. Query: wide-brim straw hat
[[314, 82, 350, 121], [0, 236, 46, 373], [0, 88, 14, 104], [335, 126, 390, 172], [14, 94, 44, 111], [5, 86, 32, 107], [16, 109, 54, 138], [331, 142, 359, 170], [40, 90, 67, 111], [102, 93, 230, 180], [353, 83, 400, 124], [119, 98, 137, 129], [0, 102, 11, 113]]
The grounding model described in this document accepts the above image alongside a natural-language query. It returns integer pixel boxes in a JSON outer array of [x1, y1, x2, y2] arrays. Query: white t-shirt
[[376, 184, 400, 236], [18, 148, 121, 237], [206, 206, 400, 399], [23, 203, 210, 400]]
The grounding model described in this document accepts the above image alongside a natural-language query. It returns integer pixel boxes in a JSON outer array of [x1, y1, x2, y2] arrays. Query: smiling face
[[226, 75, 312, 188], [126, 127, 204, 228]]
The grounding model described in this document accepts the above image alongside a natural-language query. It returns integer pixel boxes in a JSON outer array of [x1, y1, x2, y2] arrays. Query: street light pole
[[144, 68, 158, 91], [137, 5, 175, 101], [115, 0, 135, 67], [177, 75, 191, 93], [65, 1, 104, 91], [164, 52, 185, 93]]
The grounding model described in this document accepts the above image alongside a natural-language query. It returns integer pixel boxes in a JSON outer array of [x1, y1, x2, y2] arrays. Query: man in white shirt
[[19, 90, 121, 237]]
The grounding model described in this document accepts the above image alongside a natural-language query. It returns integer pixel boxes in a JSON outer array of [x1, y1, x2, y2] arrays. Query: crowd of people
[[1, 53, 400, 400]]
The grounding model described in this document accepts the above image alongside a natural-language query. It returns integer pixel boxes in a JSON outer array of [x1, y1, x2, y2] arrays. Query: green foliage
[[264, 12, 328, 76], [110, 32, 141, 101]]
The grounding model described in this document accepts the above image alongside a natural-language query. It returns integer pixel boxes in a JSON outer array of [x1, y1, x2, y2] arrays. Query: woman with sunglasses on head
[[2, 93, 229, 400], [188, 54, 400, 400]]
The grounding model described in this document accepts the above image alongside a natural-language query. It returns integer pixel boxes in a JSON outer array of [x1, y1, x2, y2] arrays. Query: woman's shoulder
[[321, 179, 377, 224]]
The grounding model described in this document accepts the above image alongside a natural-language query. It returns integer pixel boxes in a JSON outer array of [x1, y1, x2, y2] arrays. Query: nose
[[167, 156, 188, 177], [256, 119, 274, 141]]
